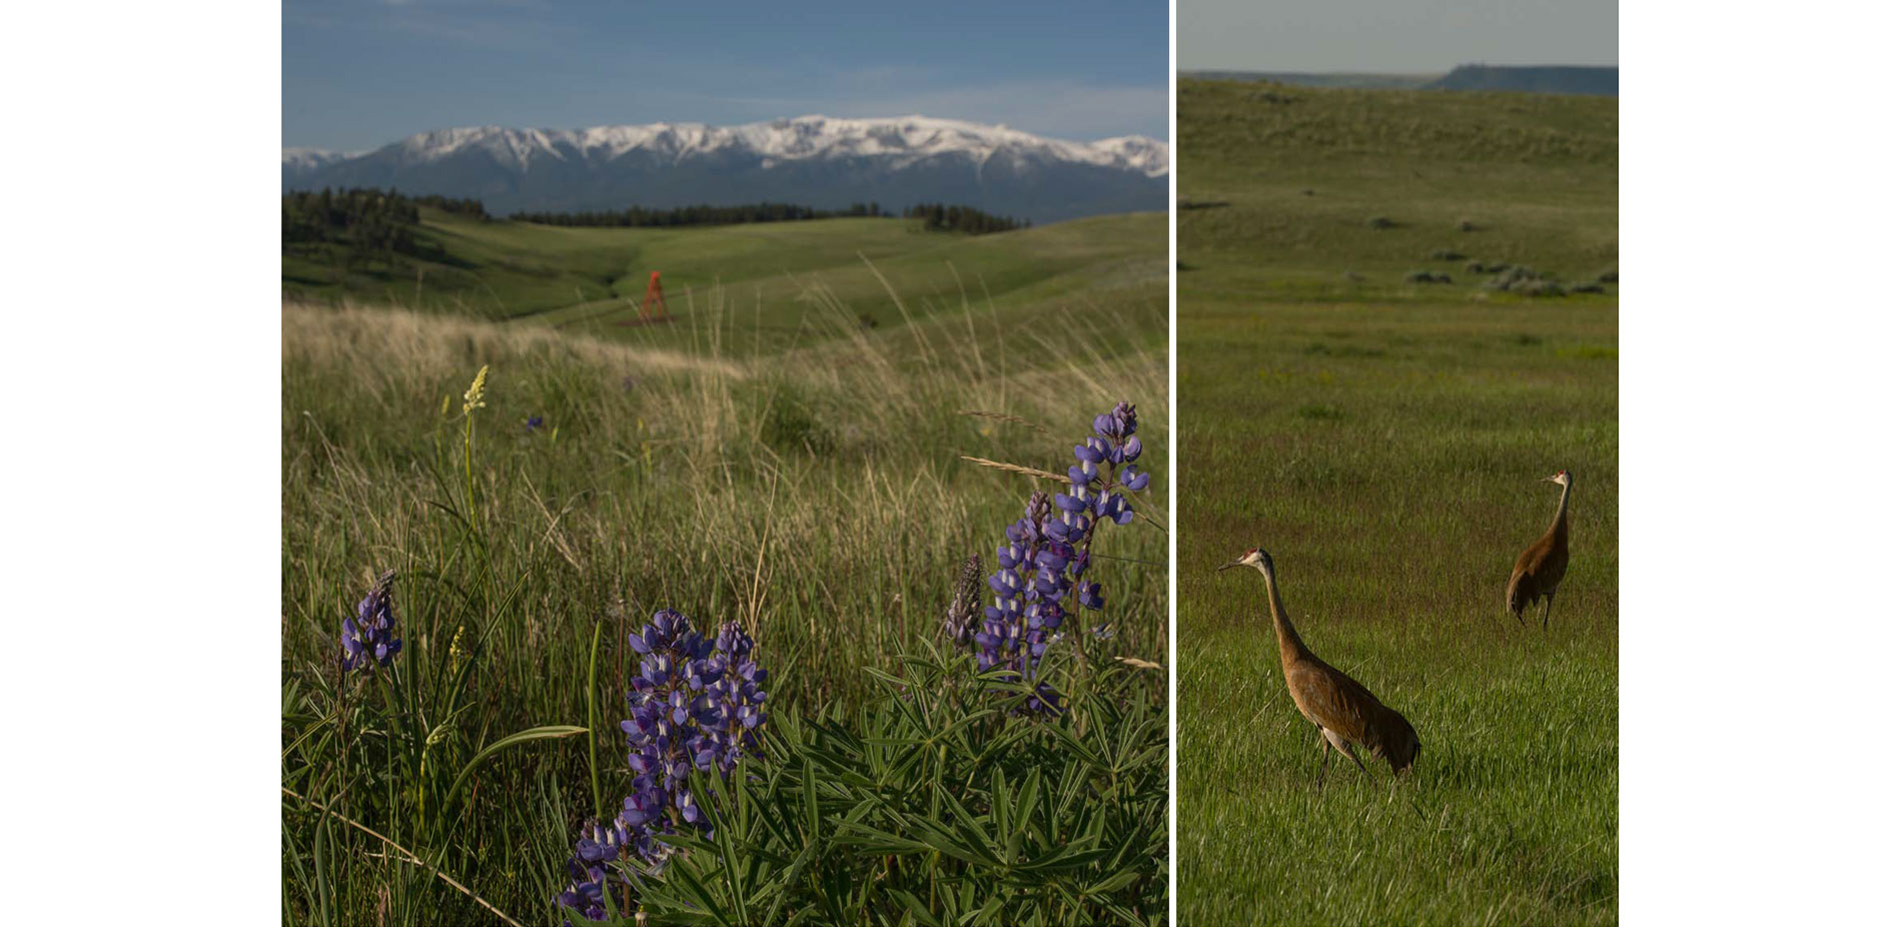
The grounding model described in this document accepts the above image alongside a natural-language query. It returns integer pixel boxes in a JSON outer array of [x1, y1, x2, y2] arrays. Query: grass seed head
[[462, 364, 489, 414]]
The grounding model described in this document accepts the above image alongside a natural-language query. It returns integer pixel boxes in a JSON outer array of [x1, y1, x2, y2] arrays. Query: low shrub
[[1483, 265, 1562, 295]]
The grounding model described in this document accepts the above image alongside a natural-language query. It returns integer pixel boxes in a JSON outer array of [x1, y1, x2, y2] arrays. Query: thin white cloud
[[691, 80, 1167, 142]]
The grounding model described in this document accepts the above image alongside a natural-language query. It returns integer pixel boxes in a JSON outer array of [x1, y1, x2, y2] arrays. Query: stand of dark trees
[[283, 187, 1027, 275], [902, 203, 1028, 234], [282, 188, 487, 269], [509, 202, 890, 227], [509, 201, 1025, 235]]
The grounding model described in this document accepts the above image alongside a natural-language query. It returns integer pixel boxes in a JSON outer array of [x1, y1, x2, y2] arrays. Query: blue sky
[[284, 1, 1169, 152]]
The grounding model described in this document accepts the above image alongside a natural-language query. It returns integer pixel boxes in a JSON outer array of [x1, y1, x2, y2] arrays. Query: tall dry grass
[[281, 273, 1166, 924]]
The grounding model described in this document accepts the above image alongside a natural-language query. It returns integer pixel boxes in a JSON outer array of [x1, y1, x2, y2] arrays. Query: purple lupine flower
[[962, 403, 1152, 709], [703, 622, 769, 773], [340, 570, 400, 672], [619, 609, 713, 861], [526, 415, 545, 433], [614, 609, 769, 870], [555, 815, 632, 924], [975, 491, 1071, 713], [557, 611, 770, 917], [1063, 401, 1148, 607]]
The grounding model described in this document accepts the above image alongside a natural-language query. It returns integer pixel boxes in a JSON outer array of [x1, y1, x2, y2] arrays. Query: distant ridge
[[1179, 71, 1435, 90], [1424, 65, 1617, 96], [1179, 65, 1618, 97]]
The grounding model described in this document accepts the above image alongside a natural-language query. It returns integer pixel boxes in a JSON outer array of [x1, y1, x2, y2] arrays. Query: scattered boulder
[[1484, 265, 1565, 296]]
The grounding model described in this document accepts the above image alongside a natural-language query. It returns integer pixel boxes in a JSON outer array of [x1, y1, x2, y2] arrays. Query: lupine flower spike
[[619, 608, 714, 864], [704, 621, 770, 772], [967, 403, 1148, 713], [943, 554, 985, 646], [560, 609, 769, 922], [555, 815, 633, 925], [340, 570, 401, 672]]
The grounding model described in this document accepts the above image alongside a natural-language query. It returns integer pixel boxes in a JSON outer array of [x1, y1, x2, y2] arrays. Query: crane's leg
[[1322, 728, 1371, 778], [1541, 594, 1553, 631], [1345, 744, 1371, 778], [1314, 725, 1331, 790]]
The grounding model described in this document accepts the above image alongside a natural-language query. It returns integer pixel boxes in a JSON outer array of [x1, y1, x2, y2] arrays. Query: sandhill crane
[[1219, 548, 1419, 786], [1506, 470, 1572, 630]]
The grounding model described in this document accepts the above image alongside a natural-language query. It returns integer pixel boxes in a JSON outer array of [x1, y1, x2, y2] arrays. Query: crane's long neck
[[1257, 564, 1310, 666], [1549, 480, 1571, 540]]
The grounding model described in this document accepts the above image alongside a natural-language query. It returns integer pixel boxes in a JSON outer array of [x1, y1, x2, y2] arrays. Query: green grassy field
[[1176, 80, 1618, 926], [281, 214, 1168, 924], [285, 212, 1166, 355]]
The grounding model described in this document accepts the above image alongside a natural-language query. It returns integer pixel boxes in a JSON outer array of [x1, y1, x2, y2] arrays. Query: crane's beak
[[1217, 558, 1244, 573]]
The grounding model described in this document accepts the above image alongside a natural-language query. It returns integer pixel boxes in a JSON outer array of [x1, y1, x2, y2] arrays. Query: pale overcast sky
[[1180, 0, 1616, 73]]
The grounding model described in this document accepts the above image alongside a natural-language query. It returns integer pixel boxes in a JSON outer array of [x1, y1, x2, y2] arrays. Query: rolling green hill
[[284, 211, 1166, 355], [1178, 79, 1617, 301], [1424, 65, 1618, 96], [1181, 66, 1619, 97]]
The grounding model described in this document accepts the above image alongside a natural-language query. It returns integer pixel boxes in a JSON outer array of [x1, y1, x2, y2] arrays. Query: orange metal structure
[[639, 271, 668, 321]]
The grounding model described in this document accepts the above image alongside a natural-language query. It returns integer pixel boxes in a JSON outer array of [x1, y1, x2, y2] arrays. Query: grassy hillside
[[1176, 80, 1617, 926], [1178, 79, 1616, 301], [282, 216, 1168, 924], [284, 212, 1167, 355]]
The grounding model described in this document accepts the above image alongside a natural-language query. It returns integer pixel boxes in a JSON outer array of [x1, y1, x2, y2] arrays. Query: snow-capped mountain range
[[280, 147, 360, 173], [283, 116, 1168, 224]]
